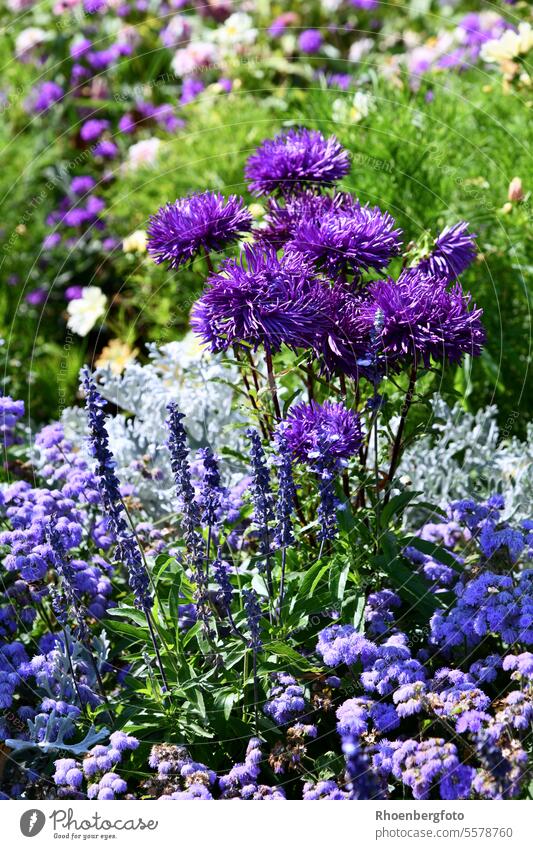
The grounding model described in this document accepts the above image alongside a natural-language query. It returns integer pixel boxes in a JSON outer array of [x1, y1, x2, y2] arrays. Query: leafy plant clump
[[1, 128, 532, 801]]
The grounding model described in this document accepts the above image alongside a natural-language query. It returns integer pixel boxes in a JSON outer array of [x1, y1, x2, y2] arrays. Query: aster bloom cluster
[[185, 130, 484, 506], [192, 244, 332, 355], [281, 400, 362, 542], [245, 128, 351, 196]]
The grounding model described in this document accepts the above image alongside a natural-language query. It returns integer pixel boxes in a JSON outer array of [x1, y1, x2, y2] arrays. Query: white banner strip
[[3, 800, 531, 849]]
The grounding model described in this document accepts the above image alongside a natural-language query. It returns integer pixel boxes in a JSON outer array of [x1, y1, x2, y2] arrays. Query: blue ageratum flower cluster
[[263, 673, 306, 726], [54, 731, 139, 799], [0, 396, 25, 449], [0, 419, 114, 646], [309, 495, 533, 800]]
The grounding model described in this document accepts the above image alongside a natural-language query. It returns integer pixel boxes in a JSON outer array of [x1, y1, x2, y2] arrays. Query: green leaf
[[402, 536, 462, 571], [101, 619, 147, 641], [329, 559, 350, 606], [267, 641, 321, 672], [373, 553, 445, 620], [106, 606, 149, 628], [297, 558, 330, 601], [379, 491, 418, 529]]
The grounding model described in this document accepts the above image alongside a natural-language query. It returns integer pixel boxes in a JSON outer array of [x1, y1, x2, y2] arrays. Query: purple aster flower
[[65, 286, 84, 301], [268, 13, 297, 38], [25, 288, 47, 306], [70, 176, 95, 195], [417, 222, 477, 283], [282, 401, 362, 468], [259, 191, 356, 249], [28, 81, 63, 114], [245, 128, 351, 197], [282, 401, 362, 543], [42, 233, 61, 250], [191, 244, 333, 354], [298, 30, 323, 54], [358, 269, 485, 367], [180, 78, 205, 105], [80, 119, 110, 143], [93, 140, 118, 159], [147, 191, 252, 270], [288, 202, 402, 276], [350, 0, 378, 8]]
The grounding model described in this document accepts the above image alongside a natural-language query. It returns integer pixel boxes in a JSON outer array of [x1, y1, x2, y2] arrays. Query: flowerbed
[[1, 127, 532, 800]]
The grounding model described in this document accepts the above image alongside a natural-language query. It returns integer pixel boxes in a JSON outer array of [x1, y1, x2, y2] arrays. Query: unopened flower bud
[[508, 177, 524, 203]]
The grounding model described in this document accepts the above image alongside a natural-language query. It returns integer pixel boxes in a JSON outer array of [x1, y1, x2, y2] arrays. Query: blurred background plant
[[0, 0, 531, 432]]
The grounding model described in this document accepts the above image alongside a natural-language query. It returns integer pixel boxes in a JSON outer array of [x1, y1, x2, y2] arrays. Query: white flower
[[348, 38, 374, 65], [213, 13, 257, 51], [332, 91, 375, 124], [15, 28, 48, 61], [8, 0, 35, 11], [171, 41, 219, 77], [122, 230, 147, 253], [480, 23, 533, 66], [66, 286, 107, 336], [126, 138, 161, 170]]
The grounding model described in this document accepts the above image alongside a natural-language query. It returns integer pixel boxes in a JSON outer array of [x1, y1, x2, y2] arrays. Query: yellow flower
[[123, 230, 147, 254], [248, 203, 265, 220], [95, 339, 139, 375]]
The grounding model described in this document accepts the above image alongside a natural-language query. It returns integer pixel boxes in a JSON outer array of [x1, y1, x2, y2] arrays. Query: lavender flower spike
[[81, 368, 151, 612], [247, 428, 275, 597]]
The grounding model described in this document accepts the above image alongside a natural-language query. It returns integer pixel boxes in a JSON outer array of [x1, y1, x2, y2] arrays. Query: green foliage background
[[0, 46, 531, 432]]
